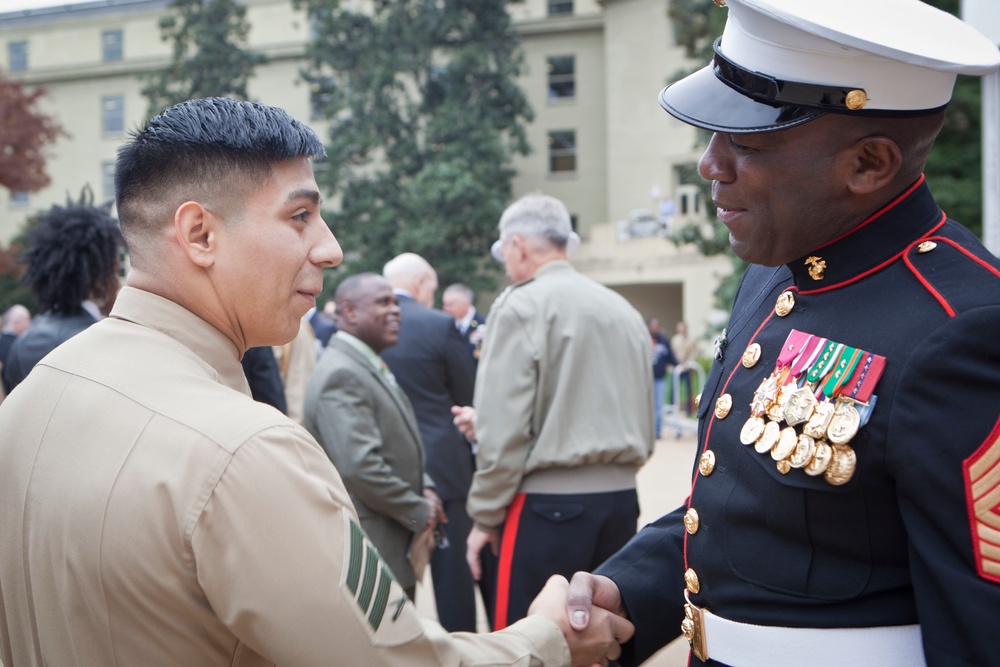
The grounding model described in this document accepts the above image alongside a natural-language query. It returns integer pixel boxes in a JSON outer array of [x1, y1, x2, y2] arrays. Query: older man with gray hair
[[460, 193, 654, 630]]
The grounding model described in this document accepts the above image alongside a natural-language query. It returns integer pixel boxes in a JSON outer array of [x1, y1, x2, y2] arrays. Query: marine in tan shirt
[[0, 98, 630, 667]]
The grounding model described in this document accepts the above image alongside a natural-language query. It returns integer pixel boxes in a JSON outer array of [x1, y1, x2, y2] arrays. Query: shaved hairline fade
[[114, 97, 326, 267]]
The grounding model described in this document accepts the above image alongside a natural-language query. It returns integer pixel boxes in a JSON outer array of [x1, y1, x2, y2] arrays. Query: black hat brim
[[659, 64, 825, 134]]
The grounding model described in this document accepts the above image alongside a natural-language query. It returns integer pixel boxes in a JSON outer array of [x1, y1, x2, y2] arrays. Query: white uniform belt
[[684, 594, 926, 667]]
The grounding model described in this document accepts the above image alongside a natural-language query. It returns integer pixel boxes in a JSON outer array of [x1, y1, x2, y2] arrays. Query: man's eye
[[293, 211, 309, 223], [729, 136, 759, 153]]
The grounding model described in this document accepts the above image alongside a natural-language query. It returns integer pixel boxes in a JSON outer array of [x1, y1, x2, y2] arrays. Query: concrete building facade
[[0, 0, 731, 351]]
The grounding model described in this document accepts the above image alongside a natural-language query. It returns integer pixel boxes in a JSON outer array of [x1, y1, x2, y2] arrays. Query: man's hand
[[423, 488, 446, 528], [450, 405, 477, 442], [566, 572, 626, 631], [466, 524, 498, 580], [529, 575, 634, 667]]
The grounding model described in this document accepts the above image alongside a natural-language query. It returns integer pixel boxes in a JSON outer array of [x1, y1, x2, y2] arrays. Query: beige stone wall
[[602, 0, 703, 225], [512, 19, 607, 236]]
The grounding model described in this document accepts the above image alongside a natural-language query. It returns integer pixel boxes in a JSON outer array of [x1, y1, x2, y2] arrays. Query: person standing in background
[[648, 316, 678, 439], [4, 190, 122, 391], [0, 304, 31, 399], [670, 320, 699, 416], [442, 283, 487, 366], [382, 255, 483, 630], [462, 194, 654, 630], [304, 272, 444, 600]]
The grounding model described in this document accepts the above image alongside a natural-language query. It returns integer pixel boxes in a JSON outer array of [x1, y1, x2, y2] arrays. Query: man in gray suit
[[304, 272, 444, 599]]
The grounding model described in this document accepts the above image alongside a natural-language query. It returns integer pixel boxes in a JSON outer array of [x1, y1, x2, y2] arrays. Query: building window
[[102, 29, 123, 62], [547, 55, 575, 99], [548, 0, 573, 15], [10, 191, 29, 205], [102, 95, 125, 136], [8, 41, 28, 72], [102, 161, 117, 203], [548, 130, 576, 173]]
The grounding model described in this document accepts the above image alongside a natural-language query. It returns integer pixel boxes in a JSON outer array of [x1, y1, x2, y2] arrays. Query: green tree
[[296, 0, 533, 300], [665, 0, 989, 311], [141, 0, 267, 118]]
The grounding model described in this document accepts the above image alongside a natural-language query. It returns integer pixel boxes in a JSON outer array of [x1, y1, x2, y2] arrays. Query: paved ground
[[415, 430, 700, 666]]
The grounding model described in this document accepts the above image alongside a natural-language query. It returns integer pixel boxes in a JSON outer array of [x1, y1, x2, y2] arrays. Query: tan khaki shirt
[[468, 261, 655, 529], [0, 286, 568, 667]]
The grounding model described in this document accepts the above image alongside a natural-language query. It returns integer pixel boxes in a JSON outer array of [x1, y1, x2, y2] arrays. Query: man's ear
[[173, 201, 218, 268], [846, 136, 902, 195], [510, 234, 528, 260], [336, 301, 355, 327]]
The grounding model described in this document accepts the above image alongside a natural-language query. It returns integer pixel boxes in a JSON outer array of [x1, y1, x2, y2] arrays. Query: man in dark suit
[[304, 272, 443, 600], [442, 283, 487, 366], [0, 305, 31, 398], [382, 254, 482, 631]]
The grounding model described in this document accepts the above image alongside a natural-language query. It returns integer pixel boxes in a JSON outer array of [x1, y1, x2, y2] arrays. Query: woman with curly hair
[[3, 188, 122, 390]]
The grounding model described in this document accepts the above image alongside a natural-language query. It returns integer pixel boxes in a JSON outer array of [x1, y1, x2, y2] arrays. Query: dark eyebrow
[[287, 189, 323, 206]]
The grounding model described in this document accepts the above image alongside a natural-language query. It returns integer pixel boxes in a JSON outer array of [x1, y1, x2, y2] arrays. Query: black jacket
[[599, 178, 1000, 667], [382, 294, 476, 501]]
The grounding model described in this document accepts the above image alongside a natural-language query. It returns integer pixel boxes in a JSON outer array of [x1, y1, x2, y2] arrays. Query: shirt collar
[[457, 306, 476, 332], [335, 330, 383, 371], [787, 177, 943, 293], [109, 287, 251, 396]]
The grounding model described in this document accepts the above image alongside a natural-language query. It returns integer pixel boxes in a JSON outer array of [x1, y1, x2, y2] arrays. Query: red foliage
[[0, 73, 65, 193]]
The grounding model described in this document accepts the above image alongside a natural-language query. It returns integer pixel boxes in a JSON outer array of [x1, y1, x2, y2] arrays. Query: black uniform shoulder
[[901, 219, 1000, 316]]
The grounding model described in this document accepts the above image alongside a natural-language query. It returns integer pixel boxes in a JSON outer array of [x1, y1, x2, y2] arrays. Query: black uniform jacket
[[598, 177, 1000, 666]]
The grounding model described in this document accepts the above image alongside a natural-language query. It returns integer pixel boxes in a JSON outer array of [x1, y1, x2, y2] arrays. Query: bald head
[[2, 305, 31, 335], [382, 253, 438, 307]]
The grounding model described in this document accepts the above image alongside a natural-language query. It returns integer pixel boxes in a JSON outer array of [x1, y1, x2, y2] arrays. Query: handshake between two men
[[528, 572, 632, 667]]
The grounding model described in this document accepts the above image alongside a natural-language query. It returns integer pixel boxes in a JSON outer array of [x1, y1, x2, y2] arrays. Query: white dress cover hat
[[660, 0, 1000, 133]]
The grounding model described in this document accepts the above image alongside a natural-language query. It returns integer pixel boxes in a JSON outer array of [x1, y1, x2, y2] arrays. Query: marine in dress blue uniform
[[567, 1, 1000, 665]]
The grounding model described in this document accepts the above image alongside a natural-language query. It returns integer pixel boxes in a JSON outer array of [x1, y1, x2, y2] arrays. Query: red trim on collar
[[901, 236, 1000, 318], [800, 212, 947, 296], [815, 175, 926, 252]]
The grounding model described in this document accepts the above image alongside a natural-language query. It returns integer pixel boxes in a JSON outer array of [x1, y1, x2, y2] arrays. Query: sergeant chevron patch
[[964, 418, 1000, 584], [341, 510, 423, 646]]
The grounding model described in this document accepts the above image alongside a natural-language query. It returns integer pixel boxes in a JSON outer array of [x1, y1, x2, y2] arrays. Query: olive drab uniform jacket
[[0, 287, 570, 667], [598, 178, 1000, 666]]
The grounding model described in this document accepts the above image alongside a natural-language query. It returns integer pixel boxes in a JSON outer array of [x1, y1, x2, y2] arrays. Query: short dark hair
[[21, 187, 122, 314], [114, 97, 325, 260], [334, 272, 383, 308]]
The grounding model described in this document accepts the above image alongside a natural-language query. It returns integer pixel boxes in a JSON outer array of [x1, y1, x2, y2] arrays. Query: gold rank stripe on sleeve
[[964, 417, 1000, 584], [740, 329, 886, 485]]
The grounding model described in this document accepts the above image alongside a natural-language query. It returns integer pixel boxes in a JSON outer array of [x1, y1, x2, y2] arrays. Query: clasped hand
[[529, 574, 632, 667]]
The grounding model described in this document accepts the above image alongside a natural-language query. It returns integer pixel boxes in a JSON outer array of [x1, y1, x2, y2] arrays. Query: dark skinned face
[[699, 115, 868, 267]]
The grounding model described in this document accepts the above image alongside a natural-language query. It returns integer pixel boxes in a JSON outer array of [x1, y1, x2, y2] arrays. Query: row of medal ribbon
[[737, 329, 886, 486]]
